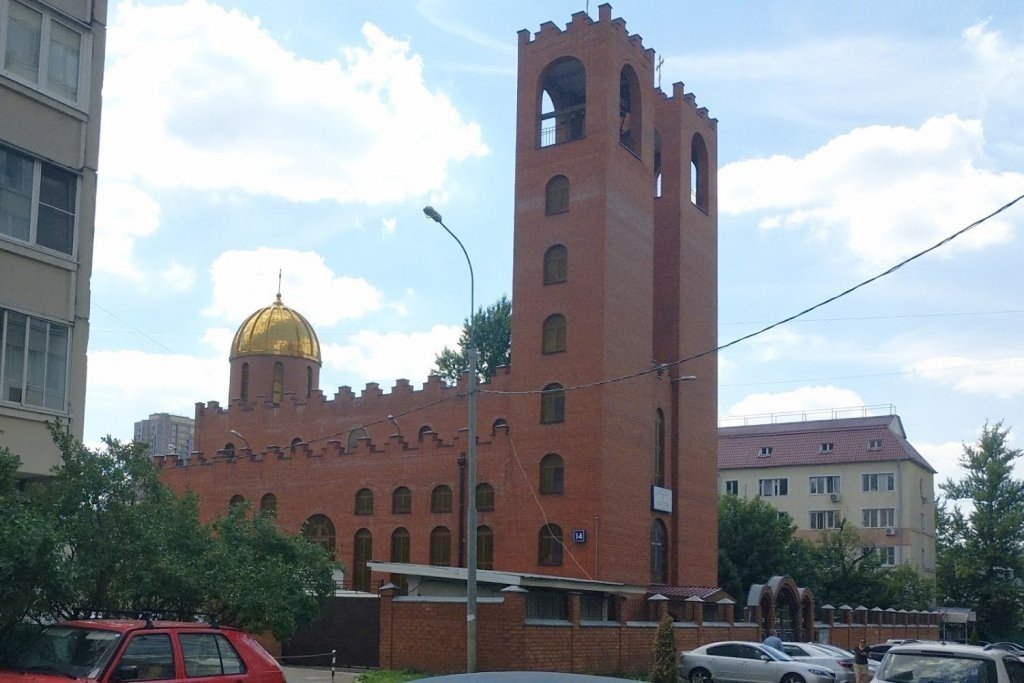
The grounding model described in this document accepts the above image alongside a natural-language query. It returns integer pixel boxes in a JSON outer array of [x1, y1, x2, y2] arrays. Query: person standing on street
[[851, 638, 871, 683]]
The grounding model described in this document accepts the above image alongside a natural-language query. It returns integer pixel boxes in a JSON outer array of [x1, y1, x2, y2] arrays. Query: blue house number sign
[[572, 529, 586, 543]]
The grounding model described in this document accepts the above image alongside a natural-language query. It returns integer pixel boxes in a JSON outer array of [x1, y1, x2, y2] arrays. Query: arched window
[[229, 494, 245, 510], [542, 314, 567, 354], [431, 485, 452, 513], [392, 486, 412, 514], [654, 409, 666, 487], [302, 514, 336, 561], [491, 419, 509, 434], [306, 366, 313, 398], [418, 425, 433, 442], [538, 524, 563, 566], [651, 519, 668, 584], [477, 526, 494, 570], [544, 175, 570, 215], [272, 361, 283, 404], [691, 132, 710, 212], [223, 442, 236, 458], [654, 128, 663, 198], [429, 526, 452, 566], [259, 493, 277, 516], [476, 483, 495, 511], [540, 383, 565, 424], [353, 529, 372, 592], [240, 362, 249, 402], [543, 245, 568, 284], [355, 488, 374, 515], [347, 428, 367, 451], [618, 65, 642, 154], [540, 454, 564, 494], [390, 528, 410, 592], [290, 436, 303, 454], [538, 57, 586, 147]]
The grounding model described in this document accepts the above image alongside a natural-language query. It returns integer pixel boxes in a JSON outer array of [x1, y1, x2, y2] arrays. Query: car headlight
[[807, 668, 833, 677]]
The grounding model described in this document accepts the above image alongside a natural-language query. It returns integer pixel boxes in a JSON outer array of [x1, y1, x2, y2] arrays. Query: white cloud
[[917, 440, 968, 489], [722, 385, 866, 423], [381, 217, 397, 236], [906, 355, 1024, 399], [93, 181, 161, 280], [102, 0, 488, 204], [87, 349, 227, 438], [720, 116, 1022, 268], [204, 248, 383, 325], [321, 324, 461, 388]]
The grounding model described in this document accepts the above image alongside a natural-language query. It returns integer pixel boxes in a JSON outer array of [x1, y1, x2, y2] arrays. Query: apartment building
[[0, 0, 106, 479], [719, 413, 936, 575], [133, 412, 195, 459]]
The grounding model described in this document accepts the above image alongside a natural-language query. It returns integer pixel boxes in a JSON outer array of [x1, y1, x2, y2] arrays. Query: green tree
[[0, 447, 59, 634], [880, 563, 936, 610], [432, 295, 511, 384], [649, 612, 678, 683], [801, 522, 887, 608], [10, 424, 335, 641], [717, 494, 800, 600], [938, 421, 1024, 640], [204, 505, 334, 641]]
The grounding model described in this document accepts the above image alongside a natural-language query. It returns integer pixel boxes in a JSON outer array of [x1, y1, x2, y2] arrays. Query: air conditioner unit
[[885, 527, 897, 536], [829, 493, 841, 502]]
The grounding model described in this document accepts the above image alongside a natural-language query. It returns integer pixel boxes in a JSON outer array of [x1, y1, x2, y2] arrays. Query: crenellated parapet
[[519, 4, 654, 69]]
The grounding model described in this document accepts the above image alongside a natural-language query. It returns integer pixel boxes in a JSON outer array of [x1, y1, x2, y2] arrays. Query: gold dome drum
[[229, 294, 321, 364]]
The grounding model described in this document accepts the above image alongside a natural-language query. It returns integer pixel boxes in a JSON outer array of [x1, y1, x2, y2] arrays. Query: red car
[[0, 618, 285, 683]]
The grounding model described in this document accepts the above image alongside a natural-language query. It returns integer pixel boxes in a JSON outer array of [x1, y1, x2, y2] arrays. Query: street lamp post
[[423, 206, 478, 672]]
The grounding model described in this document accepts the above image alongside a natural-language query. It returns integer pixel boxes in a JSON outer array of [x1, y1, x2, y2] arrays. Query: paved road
[[282, 665, 362, 683]]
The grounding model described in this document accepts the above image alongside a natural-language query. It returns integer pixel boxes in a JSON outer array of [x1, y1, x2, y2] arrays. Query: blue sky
[[87, 0, 1024, 493]]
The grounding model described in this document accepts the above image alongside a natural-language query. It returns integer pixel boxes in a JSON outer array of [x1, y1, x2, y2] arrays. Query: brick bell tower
[[507, 5, 719, 589]]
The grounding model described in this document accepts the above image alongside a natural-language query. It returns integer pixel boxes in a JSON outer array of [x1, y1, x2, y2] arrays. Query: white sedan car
[[679, 641, 837, 683], [872, 641, 1024, 683], [781, 641, 878, 683]]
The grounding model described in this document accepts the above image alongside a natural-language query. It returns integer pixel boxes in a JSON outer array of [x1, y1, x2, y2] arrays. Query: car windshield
[[876, 652, 998, 683], [762, 646, 796, 661], [9, 626, 123, 679], [816, 644, 854, 657]]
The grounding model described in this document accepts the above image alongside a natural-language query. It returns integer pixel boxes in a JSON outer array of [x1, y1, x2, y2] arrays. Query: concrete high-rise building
[[0, 0, 106, 480], [134, 412, 195, 459]]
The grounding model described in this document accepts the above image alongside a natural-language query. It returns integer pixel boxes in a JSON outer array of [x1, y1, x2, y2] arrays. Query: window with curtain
[[540, 453, 564, 494], [429, 526, 451, 566], [3, 2, 85, 105], [538, 524, 563, 566], [1, 308, 69, 411], [540, 383, 565, 424], [541, 314, 567, 354], [543, 245, 568, 284], [0, 144, 78, 255]]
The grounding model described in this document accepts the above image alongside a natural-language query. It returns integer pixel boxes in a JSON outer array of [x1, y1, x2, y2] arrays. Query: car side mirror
[[760, 655, 771, 662], [113, 664, 139, 681]]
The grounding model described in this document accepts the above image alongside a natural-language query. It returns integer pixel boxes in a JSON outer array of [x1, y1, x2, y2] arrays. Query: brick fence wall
[[379, 589, 759, 677], [378, 589, 943, 676]]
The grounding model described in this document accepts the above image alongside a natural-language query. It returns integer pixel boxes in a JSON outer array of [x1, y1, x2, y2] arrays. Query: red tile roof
[[718, 415, 935, 473]]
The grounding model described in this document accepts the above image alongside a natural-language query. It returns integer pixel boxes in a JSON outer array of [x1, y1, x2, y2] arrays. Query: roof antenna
[[276, 269, 282, 303]]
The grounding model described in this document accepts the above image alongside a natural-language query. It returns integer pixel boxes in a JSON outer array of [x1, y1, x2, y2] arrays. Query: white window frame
[[0, 143, 79, 257], [0, 0, 91, 109], [862, 472, 895, 492], [878, 546, 896, 566], [861, 507, 896, 528], [809, 475, 841, 495], [809, 510, 841, 530], [819, 442, 834, 453], [868, 438, 883, 451], [758, 477, 788, 497], [724, 479, 739, 495], [758, 445, 773, 457], [0, 306, 71, 414]]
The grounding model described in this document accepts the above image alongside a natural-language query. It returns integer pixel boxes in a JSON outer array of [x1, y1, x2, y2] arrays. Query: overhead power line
[[482, 191, 1024, 397]]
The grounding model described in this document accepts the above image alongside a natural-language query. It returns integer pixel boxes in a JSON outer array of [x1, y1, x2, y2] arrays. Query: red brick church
[[159, 1, 719, 617]]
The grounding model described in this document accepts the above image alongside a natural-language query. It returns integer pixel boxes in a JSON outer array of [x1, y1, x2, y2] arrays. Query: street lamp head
[[423, 206, 443, 223]]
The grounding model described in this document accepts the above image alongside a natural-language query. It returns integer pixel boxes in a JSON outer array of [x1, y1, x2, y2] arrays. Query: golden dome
[[230, 294, 321, 363]]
